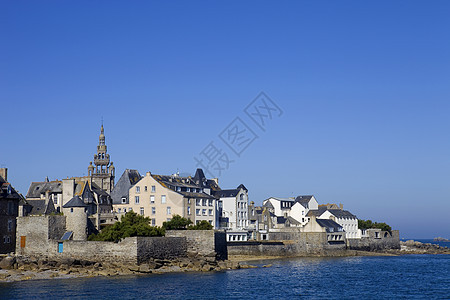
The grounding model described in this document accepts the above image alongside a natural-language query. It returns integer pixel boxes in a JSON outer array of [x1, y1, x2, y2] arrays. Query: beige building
[[113, 169, 219, 227]]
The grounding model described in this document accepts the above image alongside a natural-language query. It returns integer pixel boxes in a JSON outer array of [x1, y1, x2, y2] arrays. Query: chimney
[[45, 190, 50, 206], [212, 178, 219, 185], [146, 172, 151, 177], [339, 203, 343, 210], [0, 168, 7, 181], [330, 215, 336, 222]]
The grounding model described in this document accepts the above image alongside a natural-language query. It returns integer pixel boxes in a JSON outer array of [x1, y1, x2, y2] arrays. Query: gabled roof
[[316, 219, 343, 233], [26, 199, 56, 215], [295, 195, 314, 208], [63, 196, 87, 208], [0, 176, 22, 200], [213, 189, 239, 198], [110, 169, 142, 204]]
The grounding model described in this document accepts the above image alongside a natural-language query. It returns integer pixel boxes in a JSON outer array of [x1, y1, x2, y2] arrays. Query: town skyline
[[2, 1, 450, 239]]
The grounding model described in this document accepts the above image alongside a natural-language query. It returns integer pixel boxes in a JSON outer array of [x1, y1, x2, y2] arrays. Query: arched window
[[240, 194, 244, 200]]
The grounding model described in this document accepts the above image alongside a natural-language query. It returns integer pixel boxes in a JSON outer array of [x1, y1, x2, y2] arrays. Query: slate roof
[[286, 216, 301, 225], [295, 195, 314, 208], [178, 192, 216, 199], [26, 180, 62, 198], [110, 169, 142, 204], [63, 196, 88, 208], [0, 176, 22, 200], [276, 216, 286, 224], [26, 199, 56, 215], [326, 209, 357, 219], [316, 219, 344, 233]]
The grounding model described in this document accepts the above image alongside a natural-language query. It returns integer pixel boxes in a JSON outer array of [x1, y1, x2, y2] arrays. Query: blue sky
[[1, 1, 449, 238]]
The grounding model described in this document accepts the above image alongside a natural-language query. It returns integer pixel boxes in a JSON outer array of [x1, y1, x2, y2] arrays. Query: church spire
[[88, 123, 115, 192]]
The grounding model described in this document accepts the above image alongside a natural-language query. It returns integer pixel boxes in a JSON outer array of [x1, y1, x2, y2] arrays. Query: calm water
[[1, 255, 449, 299]]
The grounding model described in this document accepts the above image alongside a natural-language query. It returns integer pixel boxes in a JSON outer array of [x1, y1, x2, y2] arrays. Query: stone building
[[0, 168, 23, 254]]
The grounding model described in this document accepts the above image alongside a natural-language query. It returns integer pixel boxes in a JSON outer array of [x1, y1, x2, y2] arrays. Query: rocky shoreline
[[1, 240, 448, 283], [0, 254, 257, 283]]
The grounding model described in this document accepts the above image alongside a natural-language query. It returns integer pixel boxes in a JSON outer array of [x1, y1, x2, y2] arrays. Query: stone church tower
[[87, 125, 115, 193]]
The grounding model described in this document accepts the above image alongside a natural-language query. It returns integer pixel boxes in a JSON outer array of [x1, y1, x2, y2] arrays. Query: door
[[58, 242, 63, 253]]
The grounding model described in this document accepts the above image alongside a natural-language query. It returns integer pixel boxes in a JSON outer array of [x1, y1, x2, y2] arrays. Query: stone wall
[[16, 215, 66, 256], [165, 230, 228, 260], [348, 230, 400, 251], [136, 237, 187, 264], [228, 231, 347, 257]]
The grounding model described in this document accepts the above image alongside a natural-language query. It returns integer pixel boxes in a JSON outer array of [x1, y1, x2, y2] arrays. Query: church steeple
[[88, 124, 115, 192]]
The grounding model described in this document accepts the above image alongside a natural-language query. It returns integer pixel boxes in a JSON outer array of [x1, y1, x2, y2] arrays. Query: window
[[240, 194, 244, 200], [187, 207, 191, 215], [187, 199, 191, 204], [136, 186, 140, 193], [150, 195, 155, 204], [118, 208, 121, 213], [140, 207, 144, 215], [209, 199, 213, 206], [151, 207, 156, 215], [209, 209, 213, 216], [202, 199, 207, 206], [53, 194, 58, 204], [167, 218, 171, 222], [177, 186, 181, 192], [124, 208, 127, 213], [186, 188, 190, 192], [144, 186, 148, 192], [202, 209, 206, 216], [135, 196, 140, 204], [161, 195, 166, 204], [192, 188, 196, 193], [7, 220, 13, 232], [167, 207, 171, 215], [196, 199, 201, 206], [3, 235, 11, 244], [208, 220, 212, 225], [196, 209, 200, 216], [121, 197, 127, 204], [151, 218, 156, 226], [151, 185, 156, 192], [7, 202, 13, 215], [70, 208, 74, 213]]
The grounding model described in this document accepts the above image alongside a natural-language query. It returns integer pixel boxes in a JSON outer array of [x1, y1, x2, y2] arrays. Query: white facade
[[318, 210, 359, 239], [262, 197, 294, 217], [219, 187, 249, 230]]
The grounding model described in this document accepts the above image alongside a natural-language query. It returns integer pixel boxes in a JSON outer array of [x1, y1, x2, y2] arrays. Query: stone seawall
[[228, 232, 347, 257], [165, 230, 228, 260]]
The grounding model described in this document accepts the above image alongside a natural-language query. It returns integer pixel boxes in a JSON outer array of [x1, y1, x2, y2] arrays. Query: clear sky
[[1, 1, 449, 239]]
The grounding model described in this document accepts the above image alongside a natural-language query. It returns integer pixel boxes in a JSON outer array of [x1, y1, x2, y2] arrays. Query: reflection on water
[[0, 255, 449, 299]]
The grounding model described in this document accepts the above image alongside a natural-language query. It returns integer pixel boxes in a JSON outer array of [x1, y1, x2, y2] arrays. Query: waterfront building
[[0, 168, 22, 254], [214, 184, 249, 230], [308, 203, 360, 239], [113, 169, 219, 227]]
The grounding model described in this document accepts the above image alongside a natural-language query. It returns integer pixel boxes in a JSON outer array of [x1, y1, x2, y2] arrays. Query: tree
[[358, 219, 392, 232], [88, 211, 165, 242], [189, 220, 213, 230], [163, 215, 193, 230]]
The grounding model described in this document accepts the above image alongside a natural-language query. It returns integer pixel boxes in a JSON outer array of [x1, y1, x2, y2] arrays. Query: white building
[[289, 195, 319, 226], [215, 184, 249, 230]]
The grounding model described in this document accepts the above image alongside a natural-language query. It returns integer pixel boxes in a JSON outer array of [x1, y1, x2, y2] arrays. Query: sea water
[[0, 254, 449, 299]]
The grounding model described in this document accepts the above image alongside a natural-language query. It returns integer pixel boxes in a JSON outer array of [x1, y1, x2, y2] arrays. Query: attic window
[[36, 187, 40, 190]]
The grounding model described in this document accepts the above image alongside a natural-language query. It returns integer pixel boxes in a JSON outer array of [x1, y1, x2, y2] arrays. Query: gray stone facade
[[347, 229, 400, 251]]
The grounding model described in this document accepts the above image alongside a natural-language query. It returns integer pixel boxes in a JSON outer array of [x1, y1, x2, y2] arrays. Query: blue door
[[58, 242, 63, 253]]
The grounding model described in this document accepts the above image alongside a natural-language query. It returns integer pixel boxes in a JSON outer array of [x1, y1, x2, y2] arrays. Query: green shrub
[[88, 211, 165, 242]]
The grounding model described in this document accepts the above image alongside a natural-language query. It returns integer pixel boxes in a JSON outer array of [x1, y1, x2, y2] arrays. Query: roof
[[307, 206, 328, 217], [324, 209, 357, 219], [276, 216, 286, 224], [286, 216, 301, 225], [110, 169, 142, 204], [26, 180, 62, 198], [0, 176, 22, 200], [63, 196, 87, 208], [213, 189, 239, 198], [295, 195, 314, 207], [316, 219, 343, 233], [26, 199, 56, 215], [178, 192, 216, 199]]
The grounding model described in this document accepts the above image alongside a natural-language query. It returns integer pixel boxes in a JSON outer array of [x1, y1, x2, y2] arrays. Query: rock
[[60, 258, 75, 266], [262, 264, 273, 268], [138, 264, 152, 273], [201, 265, 214, 272], [128, 265, 140, 272], [0, 256, 16, 270], [187, 251, 198, 258]]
